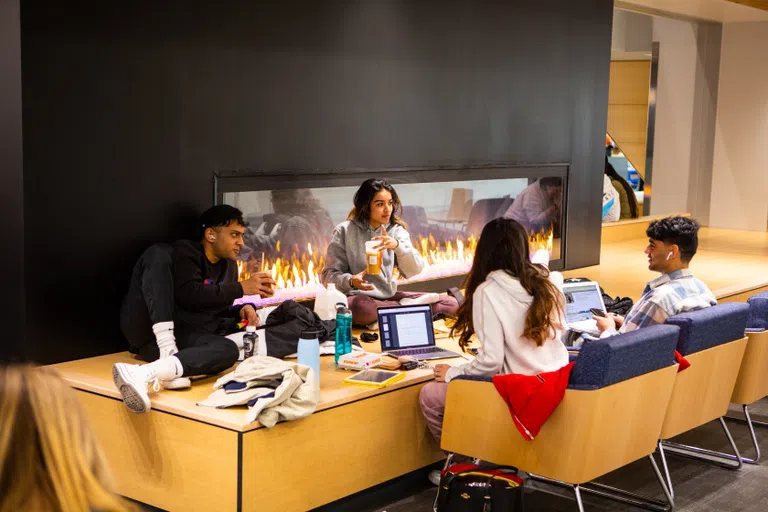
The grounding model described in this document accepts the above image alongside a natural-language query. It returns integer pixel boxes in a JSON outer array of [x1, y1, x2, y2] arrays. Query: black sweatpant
[[120, 244, 239, 377]]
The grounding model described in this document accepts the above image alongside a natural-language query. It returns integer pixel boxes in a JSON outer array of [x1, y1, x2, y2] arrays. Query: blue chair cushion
[[665, 302, 751, 356], [568, 324, 680, 391], [453, 374, 493, 383], [747, 292, 768, 330]]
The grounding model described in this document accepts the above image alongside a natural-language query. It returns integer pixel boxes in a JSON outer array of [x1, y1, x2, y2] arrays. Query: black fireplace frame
[[213, 163, 569, 292]]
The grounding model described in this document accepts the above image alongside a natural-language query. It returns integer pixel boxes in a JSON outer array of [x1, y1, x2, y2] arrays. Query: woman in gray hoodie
[[321, 179, 459, 326]]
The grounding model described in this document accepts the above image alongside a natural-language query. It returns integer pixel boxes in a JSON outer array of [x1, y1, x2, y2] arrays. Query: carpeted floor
[[318, 398, 768, 512]]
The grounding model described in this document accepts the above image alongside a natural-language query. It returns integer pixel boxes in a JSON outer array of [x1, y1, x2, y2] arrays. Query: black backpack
[[435, 463, 524, 512]]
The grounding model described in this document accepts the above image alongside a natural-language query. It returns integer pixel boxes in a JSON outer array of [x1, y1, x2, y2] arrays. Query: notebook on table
[[377, 304, 463, 361]]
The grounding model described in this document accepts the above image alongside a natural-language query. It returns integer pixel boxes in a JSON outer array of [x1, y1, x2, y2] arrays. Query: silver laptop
[[377, 304, 463, 361], [562, 281, 608, 337]]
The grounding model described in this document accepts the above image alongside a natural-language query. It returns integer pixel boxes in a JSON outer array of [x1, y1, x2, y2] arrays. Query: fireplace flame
[[236, 227, 553, 306], [529, 227, 554, 253]]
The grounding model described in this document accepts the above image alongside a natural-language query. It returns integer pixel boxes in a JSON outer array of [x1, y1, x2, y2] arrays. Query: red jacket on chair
[[491, 362, 574, 441]]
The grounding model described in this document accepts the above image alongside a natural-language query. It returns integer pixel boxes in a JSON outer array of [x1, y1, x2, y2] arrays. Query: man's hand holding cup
[[241, 271, 277, 297]]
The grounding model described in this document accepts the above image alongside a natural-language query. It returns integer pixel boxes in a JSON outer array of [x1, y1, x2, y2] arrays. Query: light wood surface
[[608, 60, 651, 176], [727, 0, 768, 12], [608, 105, 650, 143], [601, 213, 690, 243], [660, 337, 748, 440], [616, 0, 768, 23], [565, 226, 768, 303], [53, 337, 467, 511], [717, 285, 768, 304], [77, 390, 239, 512], [731, 330, 768, 405], [441, 365, 679, 484], [51, 337, 468, 432], [241, 383, 442, 512]]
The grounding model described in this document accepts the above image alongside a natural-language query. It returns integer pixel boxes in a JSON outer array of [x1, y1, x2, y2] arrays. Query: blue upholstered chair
[[746, 292, 768, 331], [441, 325, 681, 512], [656, 302, 751, 497], [727, 292, 768, 463]]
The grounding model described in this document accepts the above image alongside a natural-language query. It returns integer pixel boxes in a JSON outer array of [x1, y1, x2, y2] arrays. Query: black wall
[[19, 0, 613, 364], [1, 0, 24, 361]]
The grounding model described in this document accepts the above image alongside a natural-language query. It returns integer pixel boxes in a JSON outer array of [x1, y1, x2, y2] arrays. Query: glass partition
[[217, 165, 566, 306]]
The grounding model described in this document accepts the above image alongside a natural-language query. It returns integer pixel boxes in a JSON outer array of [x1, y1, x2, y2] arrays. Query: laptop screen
[[563, 283, 606, 323], [377, 304, 435, 350]]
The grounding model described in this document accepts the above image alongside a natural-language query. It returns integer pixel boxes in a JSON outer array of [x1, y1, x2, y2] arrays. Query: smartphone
[[590, 307, 607, 317]]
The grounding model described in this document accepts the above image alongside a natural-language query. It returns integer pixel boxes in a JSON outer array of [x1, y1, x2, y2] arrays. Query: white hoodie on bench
[[445, 269, 569, 383]]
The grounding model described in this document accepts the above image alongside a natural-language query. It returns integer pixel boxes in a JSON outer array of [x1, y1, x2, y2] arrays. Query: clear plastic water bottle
[[335, 303, 353, 364], [243, 325, 258, 359]]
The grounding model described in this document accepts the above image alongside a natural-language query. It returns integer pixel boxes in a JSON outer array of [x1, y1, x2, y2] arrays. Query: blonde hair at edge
[[0, 364, 131, 512]]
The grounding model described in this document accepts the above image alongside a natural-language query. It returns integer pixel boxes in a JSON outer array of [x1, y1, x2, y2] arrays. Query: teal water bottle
[[335, 303, 353, 364]]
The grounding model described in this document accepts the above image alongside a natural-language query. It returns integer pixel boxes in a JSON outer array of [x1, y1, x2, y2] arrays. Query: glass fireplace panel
[[218, 167, 566, 307]]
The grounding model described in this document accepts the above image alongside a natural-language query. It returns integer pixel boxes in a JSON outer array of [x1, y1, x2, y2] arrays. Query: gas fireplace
[[215, 165, 567, 307]]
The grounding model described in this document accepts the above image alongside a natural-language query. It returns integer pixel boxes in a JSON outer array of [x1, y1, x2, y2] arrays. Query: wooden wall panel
[[607, 60, 651, 177]]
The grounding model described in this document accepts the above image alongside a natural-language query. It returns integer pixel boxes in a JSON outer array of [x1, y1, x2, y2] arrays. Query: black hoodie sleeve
[[173, 241, 244, 310]]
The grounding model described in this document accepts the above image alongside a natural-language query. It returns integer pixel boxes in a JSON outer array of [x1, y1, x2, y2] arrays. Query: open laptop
[[377, 304, 463, 361], [562, 281, 608, 338]]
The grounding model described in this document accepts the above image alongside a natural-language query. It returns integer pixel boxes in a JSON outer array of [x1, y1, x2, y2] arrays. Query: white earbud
[[208, 236, 215, 241], [665, 251, 673, 261]]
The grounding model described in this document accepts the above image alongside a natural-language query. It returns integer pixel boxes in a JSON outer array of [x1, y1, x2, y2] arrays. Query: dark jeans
[[120, 244, 239, 377]]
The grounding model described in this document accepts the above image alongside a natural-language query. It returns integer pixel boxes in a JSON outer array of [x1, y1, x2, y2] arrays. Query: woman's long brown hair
[[451, 218, 564, 350], [0, 364, 133, 512], [347, 178, 407, 229]]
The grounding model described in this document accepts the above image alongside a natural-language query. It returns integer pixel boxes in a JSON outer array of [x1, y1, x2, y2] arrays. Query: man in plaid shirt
[[595, 216, 716, 337]]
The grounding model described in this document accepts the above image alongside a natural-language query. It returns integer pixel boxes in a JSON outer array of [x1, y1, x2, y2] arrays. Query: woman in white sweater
[[419, 217, 569, 448]]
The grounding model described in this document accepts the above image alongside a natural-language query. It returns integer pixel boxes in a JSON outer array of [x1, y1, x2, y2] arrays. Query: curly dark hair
[[646, 216, 701, 263], [199, 205, 248, 239]]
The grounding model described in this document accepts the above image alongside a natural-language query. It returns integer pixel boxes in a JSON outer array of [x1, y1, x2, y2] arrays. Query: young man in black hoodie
[[114, 205, 276, 414]]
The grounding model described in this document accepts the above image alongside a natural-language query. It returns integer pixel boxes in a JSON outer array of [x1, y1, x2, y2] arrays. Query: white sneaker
[[400, 293, 440, 306], [112, 363, 160, 414], [161, 377, 191, 390], [428, 469, 442, 486]]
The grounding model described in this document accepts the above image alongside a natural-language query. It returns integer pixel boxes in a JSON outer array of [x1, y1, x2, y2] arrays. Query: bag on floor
[[435, 463, 524, 512]]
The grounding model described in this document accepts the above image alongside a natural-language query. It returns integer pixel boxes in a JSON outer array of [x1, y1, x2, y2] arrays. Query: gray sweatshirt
[[320, 219, 426, 299]]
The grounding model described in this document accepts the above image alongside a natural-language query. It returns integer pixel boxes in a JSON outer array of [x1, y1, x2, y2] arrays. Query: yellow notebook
[[343, 369, 406, 388]]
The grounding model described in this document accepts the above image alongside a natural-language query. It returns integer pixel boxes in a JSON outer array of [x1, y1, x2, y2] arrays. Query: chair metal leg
[[722, 404, 761, 464], [648, 453, 675, 509], [528, 469, 672, 511], [432, 453, 455, 512], [725, 403, 768, 429], [442, 452, 455, 471], [661, 417, 743, 470], [573, 485, 585, 512], [656, 440, 675, 500]]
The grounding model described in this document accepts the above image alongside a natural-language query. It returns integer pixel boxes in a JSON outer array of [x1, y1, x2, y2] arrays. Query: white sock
[[152, 321, 178, 358], [144, 356, 183, 380], [400, 293, 440, 306]]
